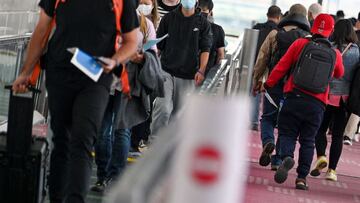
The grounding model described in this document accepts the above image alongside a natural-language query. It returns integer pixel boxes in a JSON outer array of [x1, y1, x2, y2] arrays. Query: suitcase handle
[[4, 85, 41, 94]]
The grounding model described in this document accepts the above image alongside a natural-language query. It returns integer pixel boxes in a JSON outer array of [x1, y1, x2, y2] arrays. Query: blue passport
[[70, 48, 104, 82]]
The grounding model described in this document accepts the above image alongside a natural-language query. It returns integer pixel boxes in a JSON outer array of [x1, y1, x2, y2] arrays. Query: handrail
[[199, 33, 244, 96], [0, 35, 47, 121]]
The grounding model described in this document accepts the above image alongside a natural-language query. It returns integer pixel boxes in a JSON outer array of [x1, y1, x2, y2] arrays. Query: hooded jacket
[[156, 6, 212, 79]]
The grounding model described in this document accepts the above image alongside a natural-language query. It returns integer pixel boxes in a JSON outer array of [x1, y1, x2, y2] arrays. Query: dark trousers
[[278, 93, 325, 179], [315, 101, 348, 170], [131, 96, 154, 149], [260, 83, 283, 165], [46, 70, 109, 203], [131, 118, 150, 149], [95, 92, 131, 181]]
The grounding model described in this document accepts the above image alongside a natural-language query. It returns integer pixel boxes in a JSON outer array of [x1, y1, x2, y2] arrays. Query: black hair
[[283, 11, 289, 18], [336, 10, 345, 18], [198, 0, 214, 11], [333, 19, 358, 50], [349, 17, 357, 26], [267, 5, 282, 18]]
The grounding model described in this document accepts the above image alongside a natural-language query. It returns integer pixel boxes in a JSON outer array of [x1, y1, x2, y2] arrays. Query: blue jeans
[[250, 93, 261, 125], [260, 84, 283, 166], [278, 93, 324, 179], [95, 92, 131, 181]]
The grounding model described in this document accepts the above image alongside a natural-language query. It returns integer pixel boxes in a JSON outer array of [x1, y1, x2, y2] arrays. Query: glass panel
[[0, 37, 30, 123], [213, 0, 271, 36], [275, 0, 314, 14]]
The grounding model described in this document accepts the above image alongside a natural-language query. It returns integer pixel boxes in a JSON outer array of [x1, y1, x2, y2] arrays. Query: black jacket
[[348, 63, 360, 116], [253, 20, 278, 60], [157, 6, 212, 79]]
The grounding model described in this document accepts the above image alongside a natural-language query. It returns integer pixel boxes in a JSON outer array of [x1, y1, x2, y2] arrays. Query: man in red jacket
[[264, 14, 344, 190]]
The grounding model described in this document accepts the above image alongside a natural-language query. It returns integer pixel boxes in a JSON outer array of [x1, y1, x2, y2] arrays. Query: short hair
[[336, 10, 345, 18], [358, 12, 360, 20], [289, 4, 307, 17], [308, 3, 322, 18], [349, 17, 357, 26], [267, 5, 282, 18], [198, 0, 214, 11]]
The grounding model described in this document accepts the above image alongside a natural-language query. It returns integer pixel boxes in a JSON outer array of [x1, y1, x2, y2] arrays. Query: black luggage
[[0, 86, 49, 203]]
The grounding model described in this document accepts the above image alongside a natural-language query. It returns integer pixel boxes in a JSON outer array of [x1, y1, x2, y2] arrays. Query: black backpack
[[292, 38, 336, 93], [269, 28, 309, 72]]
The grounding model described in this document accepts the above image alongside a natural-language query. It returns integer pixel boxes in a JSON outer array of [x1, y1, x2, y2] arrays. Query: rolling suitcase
[[0, 86, 49, 203]]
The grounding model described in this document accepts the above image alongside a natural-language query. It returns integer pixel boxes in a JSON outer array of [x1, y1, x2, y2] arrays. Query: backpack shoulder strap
[[29, 0, 64, 86], [112, 0, 123, 50]]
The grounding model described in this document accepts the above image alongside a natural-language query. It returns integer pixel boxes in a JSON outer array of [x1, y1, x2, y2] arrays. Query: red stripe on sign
[[192, 146, 222, 185]]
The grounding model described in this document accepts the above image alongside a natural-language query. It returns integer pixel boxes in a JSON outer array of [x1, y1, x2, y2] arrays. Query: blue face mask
[[181, 0, 196, 10]]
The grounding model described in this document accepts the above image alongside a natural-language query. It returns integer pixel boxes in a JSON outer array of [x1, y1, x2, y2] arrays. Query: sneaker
[[274, 157, 295, 184], [259, 142, 275, 166], [295, 178, 308, 190], [91, 180, 107, 193], [343, 136, 352, 146], [325, 169, 337, 181], [310, 156, 328, 177]]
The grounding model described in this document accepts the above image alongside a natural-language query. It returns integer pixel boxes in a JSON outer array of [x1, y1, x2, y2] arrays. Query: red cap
[[311, 14, 335, 37]]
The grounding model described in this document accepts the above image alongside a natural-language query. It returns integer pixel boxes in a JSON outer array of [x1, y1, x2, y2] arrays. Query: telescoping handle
[[4, 85, 41, 94]]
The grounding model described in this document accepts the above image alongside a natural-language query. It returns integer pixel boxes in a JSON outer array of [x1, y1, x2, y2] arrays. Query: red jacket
[[265, 38, 344, 104]]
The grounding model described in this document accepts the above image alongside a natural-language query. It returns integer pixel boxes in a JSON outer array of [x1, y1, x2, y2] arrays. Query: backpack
[[29, 0, 127, 91], [292, 38, 336, 94], [268, 28, 309, 72]]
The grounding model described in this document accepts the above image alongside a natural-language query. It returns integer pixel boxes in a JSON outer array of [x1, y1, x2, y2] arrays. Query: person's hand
[[194, 71, 205, 86], [260, 83, 266, 92], [252, 81, 263, 96], [98, 57, 118, 73], [130, 52, 144, 64], [12, 73, 31, 93]]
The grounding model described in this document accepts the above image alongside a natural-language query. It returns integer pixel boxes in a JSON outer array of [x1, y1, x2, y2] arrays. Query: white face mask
[[137, 4, 153, 16]]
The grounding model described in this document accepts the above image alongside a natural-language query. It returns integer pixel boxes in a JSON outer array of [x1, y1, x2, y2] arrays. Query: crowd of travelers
[[251, 3, 360, 191], [11, 0, 224, 202], [8, 0, 360, 201]]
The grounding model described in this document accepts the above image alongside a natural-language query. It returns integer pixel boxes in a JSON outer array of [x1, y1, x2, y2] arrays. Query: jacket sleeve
[[253, 30, 276, 83], [199, 18, 212, 53], [333, 50, 345, 78], [266, 39, 301, 88], [156, 14, 169, 51]]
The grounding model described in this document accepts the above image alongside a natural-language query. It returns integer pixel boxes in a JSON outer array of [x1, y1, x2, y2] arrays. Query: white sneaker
[[325, 169, 337, 181], [343, 136, 353, 146]]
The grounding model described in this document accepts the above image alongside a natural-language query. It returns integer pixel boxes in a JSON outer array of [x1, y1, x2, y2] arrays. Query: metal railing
[[0, 10, 39, 36], [199, 32, 246, 96], [0, 35, 31, 121], [0, 34, 47, 123]]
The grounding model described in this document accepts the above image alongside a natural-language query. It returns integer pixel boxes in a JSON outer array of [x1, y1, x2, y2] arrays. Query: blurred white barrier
[[106, 95, 250, 203]]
